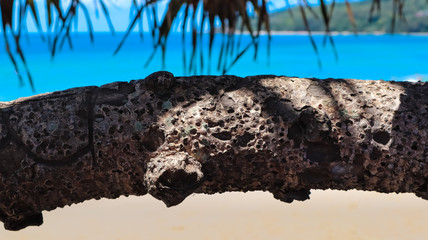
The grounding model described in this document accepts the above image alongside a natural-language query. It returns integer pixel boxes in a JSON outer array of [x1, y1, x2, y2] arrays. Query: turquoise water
[[0, 33, 427, 101]]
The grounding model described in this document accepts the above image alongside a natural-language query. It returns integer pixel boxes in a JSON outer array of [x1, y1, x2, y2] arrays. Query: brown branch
[[0, 73, 427, 231]]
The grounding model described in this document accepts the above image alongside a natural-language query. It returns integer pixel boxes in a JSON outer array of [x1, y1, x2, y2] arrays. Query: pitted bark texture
[[0, 73, 427, 231], [145, 151, 203, 207]]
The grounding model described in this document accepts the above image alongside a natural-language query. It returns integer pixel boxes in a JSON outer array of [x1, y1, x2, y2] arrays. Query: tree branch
[[0, 72, 427, 231]]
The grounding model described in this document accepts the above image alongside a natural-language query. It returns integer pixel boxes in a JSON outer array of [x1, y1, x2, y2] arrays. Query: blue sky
[[22, 0, 363, 32]]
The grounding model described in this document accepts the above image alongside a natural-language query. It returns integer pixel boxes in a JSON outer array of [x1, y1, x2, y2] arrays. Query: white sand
[[1, 190, 427, 240]]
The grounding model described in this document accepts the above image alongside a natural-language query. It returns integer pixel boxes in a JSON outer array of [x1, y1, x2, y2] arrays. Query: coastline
[[15, 30, 428, 37], [255, 30, 428, 36]]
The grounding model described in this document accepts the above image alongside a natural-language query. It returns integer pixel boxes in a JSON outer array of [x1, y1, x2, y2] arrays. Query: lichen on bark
[[0, 72, 427, 231]]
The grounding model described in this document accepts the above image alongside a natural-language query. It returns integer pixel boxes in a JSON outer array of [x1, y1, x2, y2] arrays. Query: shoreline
[[206, 29, 428, 36], [255, 30, 428, 36], [21, 30, 428, 37]]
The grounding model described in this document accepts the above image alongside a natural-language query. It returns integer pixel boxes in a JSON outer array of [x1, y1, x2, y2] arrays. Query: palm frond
[[0, 0, 421, 90], [0, 0, 35, 91], [344, 0, 357, 35]]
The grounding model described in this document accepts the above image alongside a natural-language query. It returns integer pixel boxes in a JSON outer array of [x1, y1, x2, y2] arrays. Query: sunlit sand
[[1, 190, 427, 240]]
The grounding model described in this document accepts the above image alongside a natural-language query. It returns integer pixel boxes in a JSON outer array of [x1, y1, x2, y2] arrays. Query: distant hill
[[266, 0, 428, 33]]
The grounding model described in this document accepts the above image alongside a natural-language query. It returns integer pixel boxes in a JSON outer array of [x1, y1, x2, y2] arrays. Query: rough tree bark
[[0, 72, 427, 231]]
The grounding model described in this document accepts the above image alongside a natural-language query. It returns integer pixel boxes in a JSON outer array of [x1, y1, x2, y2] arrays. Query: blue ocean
[[0, 33, 427, 101]]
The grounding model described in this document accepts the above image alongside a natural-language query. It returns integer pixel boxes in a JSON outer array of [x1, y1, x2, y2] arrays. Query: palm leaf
[[1, 0, 422, 89], [345, 0, 358, 35], [79, 3, 94, 42], [369, 0, 381, 22], [298, 3, 321, 68], [98, 0, 115, 35], [22, 0, 45, 40], [114, 1, 156, 55], [0, 0, 35, 91], [46, 0, 63, 27]]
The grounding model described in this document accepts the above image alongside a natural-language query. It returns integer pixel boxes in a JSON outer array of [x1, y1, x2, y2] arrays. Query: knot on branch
[[144, 71, 177, 92], [145, 152, 203, 207]]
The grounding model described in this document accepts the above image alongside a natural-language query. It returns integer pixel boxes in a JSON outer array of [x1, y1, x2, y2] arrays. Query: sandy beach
[[1, 190, 428, 240]]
